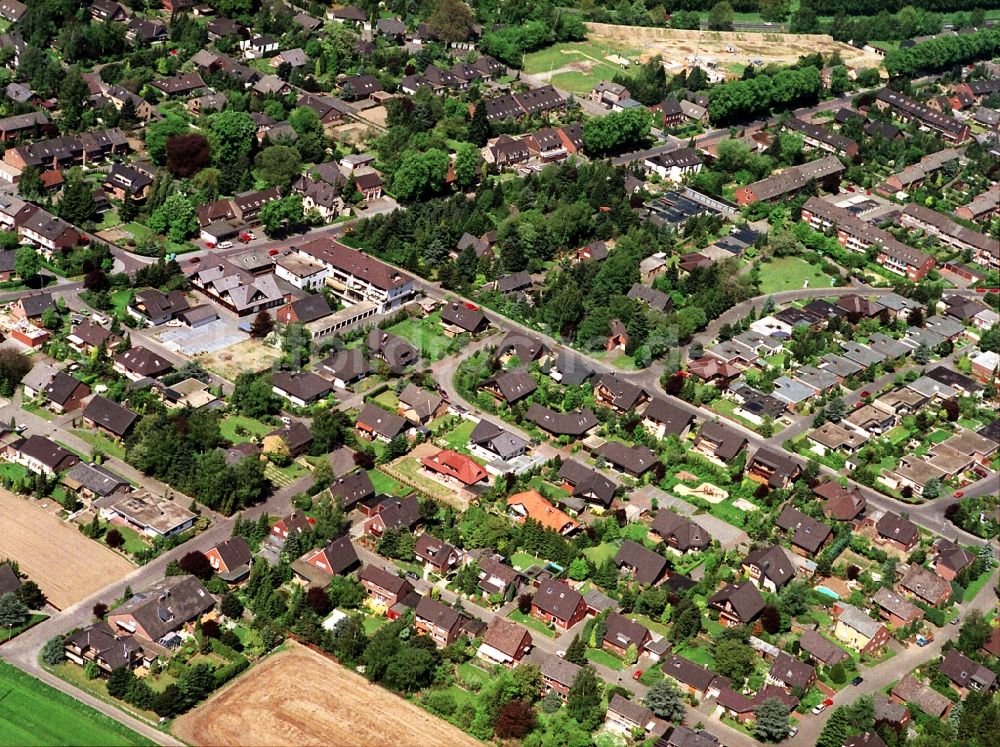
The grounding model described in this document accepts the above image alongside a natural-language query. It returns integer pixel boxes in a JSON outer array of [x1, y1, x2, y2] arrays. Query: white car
[[165, 319, 184, 327], [218, 240, 234, 249]]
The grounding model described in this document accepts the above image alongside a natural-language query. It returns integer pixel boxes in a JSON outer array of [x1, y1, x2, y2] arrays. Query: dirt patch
[[172, 642, 481, 747], [199, 338, 282, 380], [585, 22, 883, 75], [0, 489, 133, 609]]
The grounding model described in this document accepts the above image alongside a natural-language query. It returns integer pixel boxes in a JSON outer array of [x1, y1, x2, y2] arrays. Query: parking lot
[[152, 318, 248, 356]]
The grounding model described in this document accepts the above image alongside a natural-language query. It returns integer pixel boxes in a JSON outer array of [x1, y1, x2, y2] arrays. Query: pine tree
[[58, 177, 98, 226], [119, 193, 139, 222], [564, 634, 587, 666], [468, 102, 490, 146], [566, 665, 603, 729], [754, 697, 790, 742], [644, 679, 685, 722]]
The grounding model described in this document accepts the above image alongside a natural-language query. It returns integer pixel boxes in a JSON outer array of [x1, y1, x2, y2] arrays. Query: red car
[[632, 670, 643, 681], [268, 249, 280, 256], [954, 490, 964, 498], [861, 390, 871, 398]]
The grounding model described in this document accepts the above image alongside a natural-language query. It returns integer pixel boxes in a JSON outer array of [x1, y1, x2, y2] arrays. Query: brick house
[[531, 579, 588, 630], [414, 596, 462, 647], [477, 617, 533, 668], [359, 564, 413, 610]]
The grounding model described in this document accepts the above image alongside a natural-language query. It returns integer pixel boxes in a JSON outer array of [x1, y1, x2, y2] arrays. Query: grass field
[[71, 429, 126, 460], [441, 420, 476, 451], [583, 541, 619, 565], [759, 256, 835, 294], [523, 40, 638, 95], [369, 469, 401, 495], [0, 662, 151, 746], [220, 415, 272, 444], [0, 489, 133, 609], [172, 642, 480, 747], [385, 312, 452, 361]]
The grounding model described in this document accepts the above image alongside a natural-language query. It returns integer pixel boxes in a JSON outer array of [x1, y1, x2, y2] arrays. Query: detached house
[[557, 460, 617, 510], [355, 403, 409, 443], [107, 575, 214, 645], [741, 545, 794, 593], [833, 603, 890, 656], [605, 694, 667, 740], [5, 435, 79, 475], [414, 533, 461, 576], [614, 540, 668, 586], [708, 581, 765, 627], [899, 565, 951, 607], [875, 512, 919, 552], [506, 490, 579, 535], [415, 596, 462, 647], [541, 656, 582, 700], [746, 448, 802, 489], [204, 537, 253, 583], [297, 535, 360, 585], [642, 398, 695, 440], [939, 649, 997, 697], [692, 421, 747, 463], [477, 618, 532, 668], [113, 346, 173, 380], [360, 564, 413, 610], [652, 512, 711, 554], [271, 511, 315, 542], [421, 449, 488, 487], [775, 505, 832, 557], [661, 654, 728, 700], [531, 579, 588, 630], [603, 612, 652, 657], [82, 396, 138, 440], [872, 587, 923, 628], [363, 495, 420, 537], [766, 652, 816, 693], [271, 371, 332, 407]]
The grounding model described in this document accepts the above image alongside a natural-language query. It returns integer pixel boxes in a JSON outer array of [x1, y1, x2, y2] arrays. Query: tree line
[[885, 27, 1000, 77], [707, 64, 822, 125]]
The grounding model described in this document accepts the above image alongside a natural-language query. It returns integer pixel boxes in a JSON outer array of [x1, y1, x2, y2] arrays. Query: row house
[[879, 148, 961, 194], [643, 148, 704, 182], [733, 156, 844, 206], [782, 116, 859, 158], [3, 128, 128, 173], [0, 111, 55, 143], [360, 564, 413, 611], [480, 85, 565, 123], [17, 208, 84, 256], [874, 88, 970, 142], [901, 203, 998, 272], [955, 183, 1000, 223], [295, 236, 414, 313], [800, 197, 934, 280]]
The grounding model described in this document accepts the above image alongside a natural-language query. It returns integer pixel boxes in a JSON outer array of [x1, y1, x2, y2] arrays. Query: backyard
[[385, 312, 454, 361], [759, 256, 836, 294]]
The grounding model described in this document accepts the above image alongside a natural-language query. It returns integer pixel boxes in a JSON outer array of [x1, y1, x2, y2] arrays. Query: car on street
[[851, 676, 864, 686], [632, 670, 643, 680], [861, 390, 871, 398], [404, 571, 419, 581], [218, 241, 234, 249], [812, 699, 833, 715], [788, 727, 799, 738], [954, 490, 964, 498]]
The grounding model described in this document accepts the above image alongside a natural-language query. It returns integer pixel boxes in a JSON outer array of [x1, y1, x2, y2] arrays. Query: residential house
[[113, 346, 173, 380], [38, 371, 90, 413], [4, 435, 79, 475], [875, 512, 919, 552], [833, 603, 891, 656], [594, 373, 648, 413], [414, 534, 461, 576], [107, 575, 214, 644], [476, 555, 522, 601], [204, 537, 253, 582], [263, 421, 313, 458], [932, 539, 976, 582], [614, 540, 668, 586], [100, 491, 196, 538], [366, 330, 418, 373], [62, 462, 128, 501], [692, 421, 748, 463], [603, 612, 652, 657], [355, 403, 409, 443], [595, 442, 658, 479], [766, 651, 816, 693], [271, 371, 332, 407], [325, 470, 375, 512], [359, 564, 413, 609], [362, 495, 420, 537], [557, 459, 617, 510], [440, 301, 489, 336], [316, 348, 371, 389], [397, 384, 446, 425], [742, 545, 794, 592], [891, 675, 953, 718], [482, 369, 537, 405], [541, 656, 582, 700], [872, 587, 924, 628], [734, 156, 845, 205], [477, 618, 532, 668], [81, 396, 138, 440], [938, 649, 997, 697], [270, 511, 315, 542], [524, 404, 597, 439], [605, 694, 666, 739], [661, 654, 728, 700], [64, 621, 145, 675], [506, 490, 579, 535], [531, 579, 588, 630], [421, 449, 488, 488], [899, 565, 951, 607], [468, 420, 528, 465], [746, 448, 802, 489], [277, 294, 333, 327], [708, 581, 765, 627], [775, 505, 832, 557], [297, 535, 360, 584], [651, 512, 711, 554], [798, 629, 848, 668]]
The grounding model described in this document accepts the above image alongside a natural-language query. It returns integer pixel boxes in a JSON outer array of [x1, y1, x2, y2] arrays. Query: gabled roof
[[557, 459, 617, 508], [42, 371, 89, 407], [398, 383, 443, 420], [326, 470, 374, 510], [595, 373, 646, 410], [271, 371, 331, 403], [768, 651, 815, 688], [775, 505, 831, 554], [596, 441, 658, 476], [540, 655, 581, 687], [317, 348, 371, 382], [415, 595, 461, 632], [743, 545, 794, 589], [356, 403, 407, 440], [872, 587, 921, 622], [82, 395, 138, 437], [532, 579, 584, 621], [114, 346, 172, 377], [708, 581, 765, 623], [614, 540, 668, 585], [642, 398, 693, 435], [876, 512, 918, 546], [481, 617, 530, 657], [939, 648, 997, 691], [506, 490, 578, 534], [303, 535, 359, 576], [815, 481, 866, 520], [440, 301, 487, 333], [484, 369, 537, 403], [662, 654, 725, 692], [468, 420, 527, 461], [360, 564, 412, 596], [109, 575, 213, 642], [651, 512, 710, 552], [525, 404, 596, 437], [266, 421, 313, 452], [798, 629, 848, 666], [899, 564, 950, 604], [369, 495, 420, 532], [421, 449, 488, 486], [209, 537, 252, 572]]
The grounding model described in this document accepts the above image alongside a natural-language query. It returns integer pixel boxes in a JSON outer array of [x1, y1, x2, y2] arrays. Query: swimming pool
[[814, 585, 840, 600]]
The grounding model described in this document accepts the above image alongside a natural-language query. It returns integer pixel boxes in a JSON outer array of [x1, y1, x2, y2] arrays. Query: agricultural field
[[171, 643, 481, 747], [0, 662, 151, 746], [0, 489, 133, 609]]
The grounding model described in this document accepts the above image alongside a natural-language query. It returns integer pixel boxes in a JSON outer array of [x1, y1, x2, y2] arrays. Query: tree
[[427, 0, 476, 44], [391, 149, 450, 202], [712, 639, 758, 687], [220, 592, 244, 619], [754, 697, 790, 742], [254, 145, 302, 189], [58, 177, 98, 225], [146, 117, 191, 165], [305, 586, 330, 615], [957, 610, 992, 655], [566, 665, 603, 729], [582, 108, 653, 157], [231, 372, 280, 418], [58, 69, 90, 131], [41, 635, 65, 665], [148, 193, 199, 242], [178, 551, 214, 580], [210, 110, 257, 164], [18, 166, 43, 200], [828, 661, 847, 684], [250, 311, 273, 339], [453, 142, 479, 191], [708, 1, 735, 30], [104, 529, 124, 548], [166, 134, 211, 177], [567, 557, 590, 581], [564, 634, 587, 666], [0, 592, 28, 628], [382, 645, 438, 692], [14, 247, 41, 282], [258, 195, 305, 236], [495, 699, 536, 739], [645, 679, 685, 722], [468, 102, 490, 146]]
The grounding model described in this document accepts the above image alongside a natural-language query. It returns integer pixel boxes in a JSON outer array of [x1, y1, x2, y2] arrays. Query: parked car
[[632, 670, 643, 680], [788, 727, 799, 738], [404, 571, 419, 581], [812, 699, 833, 715], [954, 490, 964, 498], [851, 676, 864, 686], [218, 241, 234, 249]]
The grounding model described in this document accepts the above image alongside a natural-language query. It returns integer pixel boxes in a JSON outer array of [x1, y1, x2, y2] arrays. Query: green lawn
[[22, 401, 54, 421], [0, 662, 152, 745], [758, 256, 835, 294], [72, 429, 126, 460], [674, 643, 714, 668], [0, 463, 28, 483], [362, 615, 387, 635], [523, 40, 638, 96], [508, 609, 556, 638], [510, 551, 542, 571], [385, 312, 453, 361], [456, 662, 490, 686], [962, 568, 994, 603], [586, 647, 625, 671], [442, 420, 476, 451], [106, 523, 147, 556], [120, 221, 196, 257], [0, 613, 46, 643], [220, 415, 272, 444], [369, 469, 401, 495], [928, 429, 952, 444], [108, 289, 133, 318], [583, 542, 619, 565]]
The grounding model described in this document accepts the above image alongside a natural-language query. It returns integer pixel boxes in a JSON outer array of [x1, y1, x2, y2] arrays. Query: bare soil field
[[0, 489, 133, 609], [172, 642, 482, 747], [585, 22, 883, 73], [199, 338, 282, 380]]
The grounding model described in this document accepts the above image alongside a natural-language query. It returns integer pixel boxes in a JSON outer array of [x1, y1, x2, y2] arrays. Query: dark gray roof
[[82, 395, 138, 437], [287, 294, 332, 324], [557, 459, 617, 507], [65, 461, 129, 497], [742, 546, 794, 589], [525, 404, 596, 437], [614, 540, 668, 585], [652, 512, 710, 552], [469, 419, 528, 461], [109, 575, 214, 642], [708, 581, 765, 623], [532, 579, 584, 621], [318, 348, 371, 382], [326, 470, 374, 510], [356, 403, 407, 440]]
